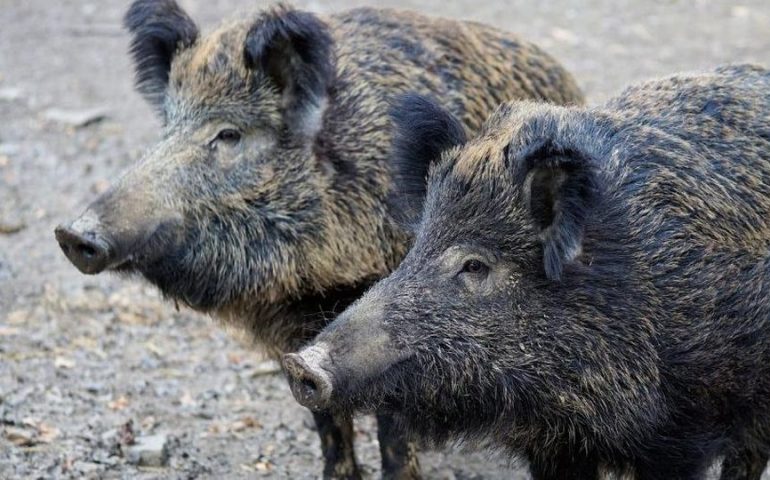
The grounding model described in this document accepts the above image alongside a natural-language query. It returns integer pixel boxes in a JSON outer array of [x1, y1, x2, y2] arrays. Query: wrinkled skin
[[287, 65, 770, 480], [54, 1, 584, 478]]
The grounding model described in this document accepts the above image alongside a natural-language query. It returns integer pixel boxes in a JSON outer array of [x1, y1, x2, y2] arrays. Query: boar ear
[[511, 143, 600, 281], [387, 93, 467, 230], [244, 6, 335, 140], [124, 0, 199, 111]]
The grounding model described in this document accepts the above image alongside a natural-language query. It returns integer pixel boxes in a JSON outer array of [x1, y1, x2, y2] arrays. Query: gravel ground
[[1, 0, 770, 479]]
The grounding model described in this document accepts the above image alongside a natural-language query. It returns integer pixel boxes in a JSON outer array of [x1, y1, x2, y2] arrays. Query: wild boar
[[285, 65, 770, 480], [55, 1, 583, 477]]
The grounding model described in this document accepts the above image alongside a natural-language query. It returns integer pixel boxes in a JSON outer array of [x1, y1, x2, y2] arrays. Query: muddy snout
[[55, 212, 115, 274], [283, 344, 335, 411]]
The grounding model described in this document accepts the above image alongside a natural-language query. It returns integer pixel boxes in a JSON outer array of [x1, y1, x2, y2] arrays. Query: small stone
[[54, 356, 76, 369], [254, 456, 273, 473], [0, 219, 26, 234], [84, 382, 104, 394], [91, 179, 111, 195], [732, 5, 750, 18], [81, 4, 97, 16], [0, 143, 20, 156], [126, 434, 169, 467], [549, 27, 580, 45], [43, 107, 107, 128], [0, 87, 23, 102]]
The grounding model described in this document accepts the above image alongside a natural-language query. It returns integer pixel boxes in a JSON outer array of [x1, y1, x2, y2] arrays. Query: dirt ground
[[1, 0, 770, 478]]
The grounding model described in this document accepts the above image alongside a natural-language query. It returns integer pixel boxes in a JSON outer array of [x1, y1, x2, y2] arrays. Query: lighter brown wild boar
[[54, 1, 584, 478]]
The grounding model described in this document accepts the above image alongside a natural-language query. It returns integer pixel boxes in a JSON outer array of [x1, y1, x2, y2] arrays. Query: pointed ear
[[387, 93, 467, 230], [244, 6, 335, 140], [123, 0, 199, 112], [511, 143, 600, 281]]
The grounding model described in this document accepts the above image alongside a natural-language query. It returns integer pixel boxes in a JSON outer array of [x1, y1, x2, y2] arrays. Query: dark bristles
[[124, 0, 199, 111]]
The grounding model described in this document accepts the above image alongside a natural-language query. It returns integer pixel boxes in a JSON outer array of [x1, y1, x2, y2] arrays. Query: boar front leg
[[376, 413, 421, 479], [528, 449, 599, 480], [720, 448, 768, 480], [313, 411, 362, 479]]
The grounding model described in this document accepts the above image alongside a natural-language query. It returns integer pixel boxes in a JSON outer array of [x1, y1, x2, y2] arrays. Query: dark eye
[[214, 128, 241, 145], [461, 259, 489, 276]]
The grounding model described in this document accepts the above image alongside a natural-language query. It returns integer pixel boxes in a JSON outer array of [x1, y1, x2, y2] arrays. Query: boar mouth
[[337, 354, 418, 413], [109, 223, 180, 273]]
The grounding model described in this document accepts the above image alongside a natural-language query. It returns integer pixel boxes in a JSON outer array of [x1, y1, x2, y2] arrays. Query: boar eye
[[213, 128, 241, 146], [460, 259, 489, 276]]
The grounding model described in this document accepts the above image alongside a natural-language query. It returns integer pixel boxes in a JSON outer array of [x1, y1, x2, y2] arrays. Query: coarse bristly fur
[[290, 65, 770, 480], [56, 1, 584, 479]]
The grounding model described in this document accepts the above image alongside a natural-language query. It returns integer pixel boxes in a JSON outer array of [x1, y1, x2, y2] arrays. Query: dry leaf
[[230, 416, 262, 432], [140, 416, 157, 431], [36, 423, 61, 443], [54, 356, 76, 369], [91, 179, 111, 195], [5, 310, 29, 325], [108, 396, 129, 411], [5, 426, 36, 446], [71, 336, 98, 350], [0, 326, 21, 336], [118, 419, 135, 446], [179, 392, 196, 407], [227, 352, 244, 365], [115, 311, 146, 325], [144, 341, 164, 357]]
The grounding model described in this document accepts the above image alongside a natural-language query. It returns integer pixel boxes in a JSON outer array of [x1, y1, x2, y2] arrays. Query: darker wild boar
[[285, 65, 770, 480], [53, 0, 583, 478]]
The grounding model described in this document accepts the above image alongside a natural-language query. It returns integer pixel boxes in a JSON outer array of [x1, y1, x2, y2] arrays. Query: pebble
[[126, 434, 169, 467], [0, 143, 20, 156], [0, 87, 23, 102]]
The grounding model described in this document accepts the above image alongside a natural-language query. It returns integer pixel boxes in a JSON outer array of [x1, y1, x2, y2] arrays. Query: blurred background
[[1, 0, 769, 478]]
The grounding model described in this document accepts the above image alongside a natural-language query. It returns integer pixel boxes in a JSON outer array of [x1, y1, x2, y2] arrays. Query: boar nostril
[[77, 243, 98, 259], [301, 377, 319, 397]]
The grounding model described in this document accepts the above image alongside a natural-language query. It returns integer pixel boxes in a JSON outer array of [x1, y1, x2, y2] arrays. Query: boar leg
[[720, 448, 768, 480], [528, 450, 598, 480], [376, 413, 421, 479], [313, 410, 362, 479]]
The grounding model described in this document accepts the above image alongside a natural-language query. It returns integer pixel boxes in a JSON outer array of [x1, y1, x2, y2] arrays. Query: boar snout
[[284, 344, 334, 411], [285, 292, 414, 411], [55, 139, 188, 277], [55, 212, 115, 274]]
